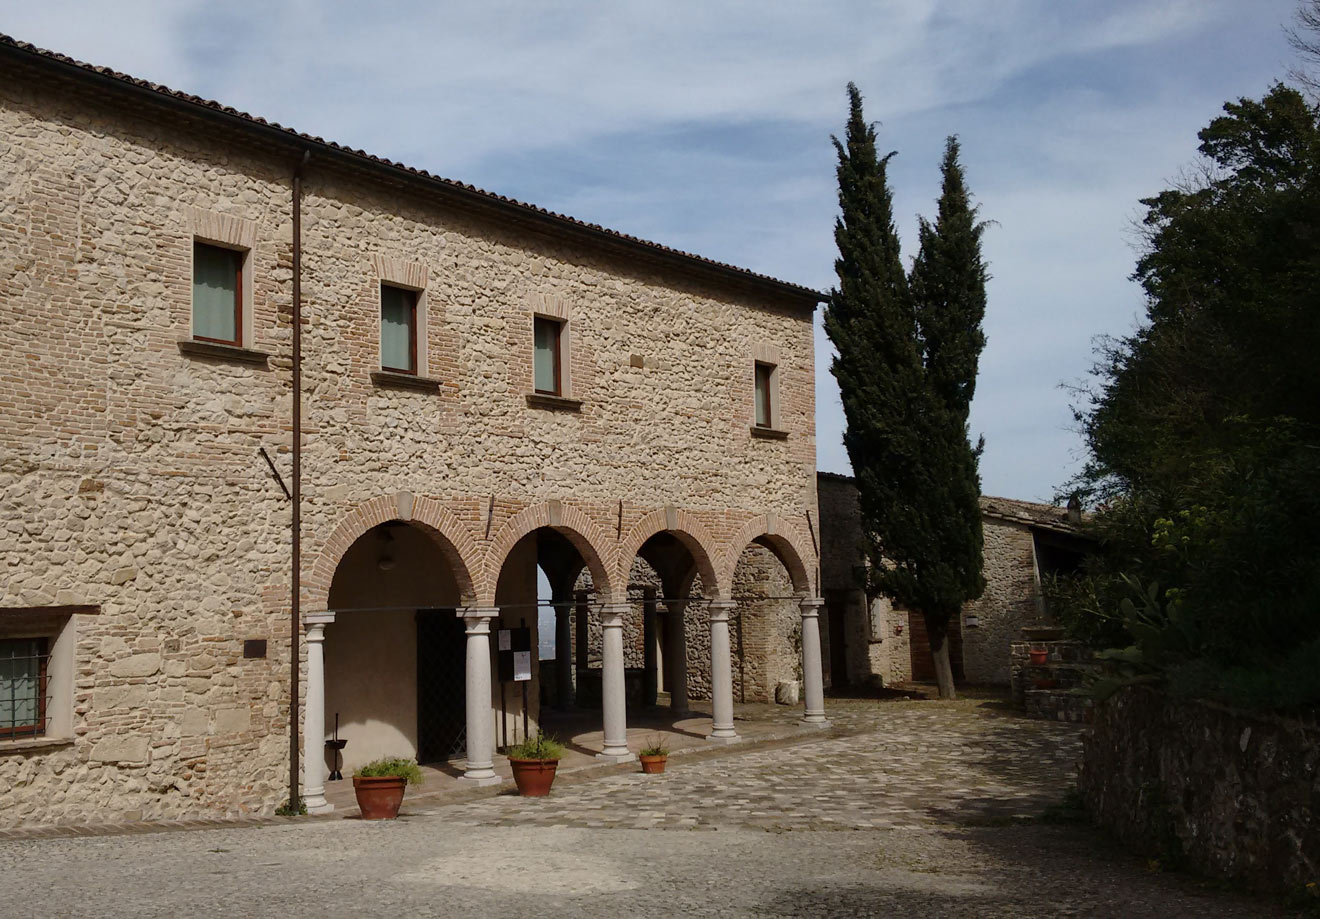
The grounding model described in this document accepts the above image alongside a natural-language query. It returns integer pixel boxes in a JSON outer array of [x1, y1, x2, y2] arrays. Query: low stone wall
[[1024, 687, 1092, 723], [1080, 687, 1319, 892]]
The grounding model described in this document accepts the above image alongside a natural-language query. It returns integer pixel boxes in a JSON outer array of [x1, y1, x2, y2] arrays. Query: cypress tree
[[824, 88, 987, 699]]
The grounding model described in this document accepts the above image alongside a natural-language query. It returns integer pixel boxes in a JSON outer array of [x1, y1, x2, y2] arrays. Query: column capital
[[460, 607, 498, 635], [798, 596, 825, 617], [707, 599, 737, 622], [599, 602, 630, 627], [304, 611, 335, 628]]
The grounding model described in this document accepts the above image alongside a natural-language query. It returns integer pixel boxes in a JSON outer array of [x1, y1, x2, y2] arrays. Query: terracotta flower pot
[[509, 758, 559, 796], [639, 754, 668, 775], [353, 775, 407, 819], [1028, 648, 1049, 666]]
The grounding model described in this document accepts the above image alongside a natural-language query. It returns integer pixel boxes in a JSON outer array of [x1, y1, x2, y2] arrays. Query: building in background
[[817, 473, 1092, 688]]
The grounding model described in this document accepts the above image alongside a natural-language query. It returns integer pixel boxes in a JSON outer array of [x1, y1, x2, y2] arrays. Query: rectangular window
[[754, 361, 774, 427], [534, 316, 563, 395], [380, 284, 418, 374], [0, 637, 47, 741], [192, 242, 243, 345]]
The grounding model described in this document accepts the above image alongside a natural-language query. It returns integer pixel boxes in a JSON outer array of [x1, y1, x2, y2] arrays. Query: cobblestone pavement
[[0, 698, 1287, 917], [422, 698, 1082, 832]]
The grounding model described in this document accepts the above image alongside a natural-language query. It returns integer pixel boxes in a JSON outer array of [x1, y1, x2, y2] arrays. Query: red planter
[[509, 758, 559, 796], [353, 775, 407, 819], [1028, 649, 1050, 666], [639, 754, 667, 775]]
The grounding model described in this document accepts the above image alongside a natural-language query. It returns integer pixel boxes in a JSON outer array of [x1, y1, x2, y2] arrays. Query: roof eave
[[0, 37, 825, 310]]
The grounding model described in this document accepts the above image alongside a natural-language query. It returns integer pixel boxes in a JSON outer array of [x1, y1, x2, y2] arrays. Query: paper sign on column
[[513, 651, 532, 681], [498, 630, 511, 651]]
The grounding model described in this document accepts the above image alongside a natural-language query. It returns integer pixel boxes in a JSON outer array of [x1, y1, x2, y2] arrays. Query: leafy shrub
[[354, 757, 424, 785], [507, 733, 564, 761]]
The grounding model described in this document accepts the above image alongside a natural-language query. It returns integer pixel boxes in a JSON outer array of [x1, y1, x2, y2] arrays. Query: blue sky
[[2, 1, 1301, 501]]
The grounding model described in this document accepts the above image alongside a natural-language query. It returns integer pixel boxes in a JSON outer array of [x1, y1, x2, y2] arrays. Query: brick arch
[[306, 493, 481, 612], [718, 514, 815, 598], [481, 501, 616, 605], [617, 507, 723, 600]]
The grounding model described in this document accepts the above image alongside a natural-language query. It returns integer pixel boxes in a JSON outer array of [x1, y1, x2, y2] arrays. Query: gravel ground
[[0, 699, 1288, 917]]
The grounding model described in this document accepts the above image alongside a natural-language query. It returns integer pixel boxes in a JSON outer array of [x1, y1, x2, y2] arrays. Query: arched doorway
[[324, 521, 466, 773]]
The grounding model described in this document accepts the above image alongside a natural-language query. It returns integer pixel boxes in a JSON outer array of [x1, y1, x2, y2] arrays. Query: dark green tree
[[1063, 84, 1320, 711], [824, 86, 988, 699]]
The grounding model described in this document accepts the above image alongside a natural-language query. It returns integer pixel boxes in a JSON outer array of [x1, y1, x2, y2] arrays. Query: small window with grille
[[0, 637, 48, 741]]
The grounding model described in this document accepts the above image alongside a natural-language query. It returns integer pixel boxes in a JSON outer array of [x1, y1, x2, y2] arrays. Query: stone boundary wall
[[1080, 687, 1319, 892]]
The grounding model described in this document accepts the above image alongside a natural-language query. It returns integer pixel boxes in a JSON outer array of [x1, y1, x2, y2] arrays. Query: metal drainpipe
[[290, 149, 310, 811]]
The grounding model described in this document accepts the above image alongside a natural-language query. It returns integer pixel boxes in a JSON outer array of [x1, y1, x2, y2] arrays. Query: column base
[[458, 771, 503, 787], [596, 749, 636, 764], [705, 730, 742, 744], [799, 715, 832, 729], [305, 796, 334, 815]]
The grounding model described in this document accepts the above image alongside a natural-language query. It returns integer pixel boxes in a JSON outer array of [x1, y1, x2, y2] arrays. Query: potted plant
[[1028, 647, 1049, 666], [639, 737, 669, 774], [352, 756, 423, 820], [507, 733, 564, 797]]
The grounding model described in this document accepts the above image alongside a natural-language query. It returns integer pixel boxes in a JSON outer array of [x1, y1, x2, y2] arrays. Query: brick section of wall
[[0, 74, 819, 827]]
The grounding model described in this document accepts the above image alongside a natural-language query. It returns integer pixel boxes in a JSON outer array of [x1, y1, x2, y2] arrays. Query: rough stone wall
[[1080, 688, 1320, 892], [0, 71, 818, 827], [961, 519, 1040, 685], [732, 545, 798, 703], [0, 77, 297, 827]]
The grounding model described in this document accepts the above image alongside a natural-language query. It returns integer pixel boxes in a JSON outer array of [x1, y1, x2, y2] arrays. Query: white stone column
[[459, 608, 502, 786], [302, 612, 334, 814], [665, 600, 689, 714], [554, 600, 574, 709], [706, 600, 740, 743], [799, 597, 831, 727], [597, 603, 634, 762]]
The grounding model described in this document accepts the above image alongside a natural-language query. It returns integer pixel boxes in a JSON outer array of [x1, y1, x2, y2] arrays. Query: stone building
[[817, 473, 1090, 687], [0, 35, 830, 828]]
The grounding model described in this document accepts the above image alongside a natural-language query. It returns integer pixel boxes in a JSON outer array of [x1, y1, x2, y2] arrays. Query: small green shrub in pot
[[352, 756, 423, 819], [507, 733, 564, 796], [639, 735, 669, 774]]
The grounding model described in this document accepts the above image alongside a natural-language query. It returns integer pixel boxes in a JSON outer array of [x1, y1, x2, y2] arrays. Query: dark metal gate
[[416, 608, 466, 763]]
